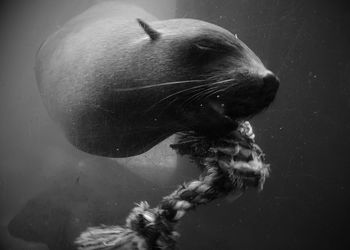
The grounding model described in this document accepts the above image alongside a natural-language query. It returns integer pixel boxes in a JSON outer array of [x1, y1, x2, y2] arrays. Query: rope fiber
[[75, 121, 270, 250]]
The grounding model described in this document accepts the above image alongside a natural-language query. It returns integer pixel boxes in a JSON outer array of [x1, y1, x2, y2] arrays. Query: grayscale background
[[0, 0, 349, 249]]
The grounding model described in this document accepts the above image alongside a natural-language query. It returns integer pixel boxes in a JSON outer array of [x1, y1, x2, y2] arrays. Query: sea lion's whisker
[[205, 72, 231, 81], [196, 86, 225, 102], [181, 84, 219, 102], [181, 78, 234, 105], [221, 81, 240, 93], [167, 86, 212, 107], [192, 78, 238, 100], [154, 84, 207, 104], [182, 85, 221, 107], [112, 79, 206, 92], [145, 83, 209, 112], [204, 86, 226, 99], [208, 78, 237, 86], [150, 85, 210, 117], [181, 78, 239, 107]]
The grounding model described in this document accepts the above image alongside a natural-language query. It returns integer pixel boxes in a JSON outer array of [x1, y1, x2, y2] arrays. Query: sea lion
[[36, 3, 279, 158]]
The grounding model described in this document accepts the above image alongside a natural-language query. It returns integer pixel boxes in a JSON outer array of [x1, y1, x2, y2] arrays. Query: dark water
[[0, 0, 349, 249]]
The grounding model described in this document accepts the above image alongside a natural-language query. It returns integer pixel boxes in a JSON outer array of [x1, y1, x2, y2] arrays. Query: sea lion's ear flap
[[137, 18, 161, 41]]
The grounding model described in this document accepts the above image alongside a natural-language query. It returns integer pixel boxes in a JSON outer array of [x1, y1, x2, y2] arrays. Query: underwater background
[[0, 0, 349, 249]]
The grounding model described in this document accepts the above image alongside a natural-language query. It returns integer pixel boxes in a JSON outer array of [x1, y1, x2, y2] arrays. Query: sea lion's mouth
[[220, 74, 279, 121]]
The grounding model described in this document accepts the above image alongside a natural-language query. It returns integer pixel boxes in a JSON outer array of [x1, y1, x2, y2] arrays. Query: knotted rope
[[75, 121, 270, 250]]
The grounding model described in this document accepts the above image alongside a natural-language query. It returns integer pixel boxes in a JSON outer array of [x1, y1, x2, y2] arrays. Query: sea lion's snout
[[219, 67, 279, 122], [261, 71, 280, 103], [262, 71, 280, 94]]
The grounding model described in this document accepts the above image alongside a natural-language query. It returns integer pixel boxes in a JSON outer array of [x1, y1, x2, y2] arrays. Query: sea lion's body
[[36, 2, 279, 157]]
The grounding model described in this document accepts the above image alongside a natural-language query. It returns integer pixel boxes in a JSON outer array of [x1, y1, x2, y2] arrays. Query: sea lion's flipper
[[137, 18, 161, 40]]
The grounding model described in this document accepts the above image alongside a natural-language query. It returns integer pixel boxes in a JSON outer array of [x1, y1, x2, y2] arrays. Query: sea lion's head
[[137, 19, 279, 135], [36, 16, 279, 157]]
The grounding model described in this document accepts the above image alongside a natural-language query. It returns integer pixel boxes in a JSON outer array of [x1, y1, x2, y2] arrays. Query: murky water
[[0, 0, 349, 249]]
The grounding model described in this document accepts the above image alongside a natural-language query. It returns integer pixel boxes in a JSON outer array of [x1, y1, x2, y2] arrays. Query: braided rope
[[75, 121, 270, 250]]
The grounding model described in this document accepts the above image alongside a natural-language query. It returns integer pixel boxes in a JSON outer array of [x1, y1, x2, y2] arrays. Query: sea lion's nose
[[262, 71, 280, 92]]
